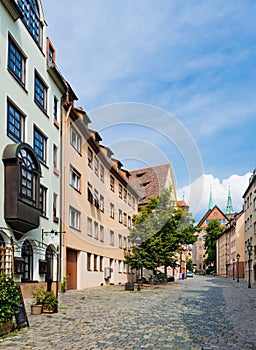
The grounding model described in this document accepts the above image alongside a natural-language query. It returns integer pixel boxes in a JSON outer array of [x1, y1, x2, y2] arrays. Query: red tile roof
[[129, 164, 173, 206]]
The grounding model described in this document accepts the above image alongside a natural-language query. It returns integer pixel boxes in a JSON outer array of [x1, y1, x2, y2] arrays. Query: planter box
[[31, 305, 43, 315], [0, 321, 14, 336]]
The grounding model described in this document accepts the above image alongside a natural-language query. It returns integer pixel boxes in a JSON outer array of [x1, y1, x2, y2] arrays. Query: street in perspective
[[1, 275, 256, 350]]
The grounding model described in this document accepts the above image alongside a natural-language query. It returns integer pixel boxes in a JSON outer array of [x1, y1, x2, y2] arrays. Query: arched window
[[45, 245, 54, 282], [22, 240, 33, 281], [18, 148, 38, 205], [18, 0, 43, 46]]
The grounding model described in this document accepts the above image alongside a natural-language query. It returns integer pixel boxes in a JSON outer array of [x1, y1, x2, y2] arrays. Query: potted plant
[[42, 291, 58, 313], [31, 286, 45, 315], [0, 273, 20, 335]]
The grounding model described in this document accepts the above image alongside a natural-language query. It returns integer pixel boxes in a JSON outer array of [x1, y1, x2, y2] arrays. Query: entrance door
[[66, 248, 77, 290]]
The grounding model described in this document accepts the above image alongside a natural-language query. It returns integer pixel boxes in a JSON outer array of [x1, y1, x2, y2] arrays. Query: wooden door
[[66, 248, 77, 290]]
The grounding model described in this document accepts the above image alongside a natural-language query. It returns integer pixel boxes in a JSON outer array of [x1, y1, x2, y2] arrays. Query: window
[[119, 184, 122, 198], [70, 166, 81, 191], [128, 238, 131, 250], [53, 193, 58, 222], [19, 149, 37, 205], [118, 209, 122, 223], [53, 97, 58, 121], [53, 144, 58, 173], [21, 240, 33, 281], [100, 165, 104, 182], [94, 255, 98, 271], [123, 237, 127, 249], [69, 206, 80, 230], [94, 221, 99, 239], [123, 189, 127, 202], [118, 234, 122, 248], [110, 230, 114, 246], [94, 189, 99, 208], [110, 203, 114, 219], [100, 256, 103, 271], [128, 193, 131, 206], [88, 148, 93, 168], [132, 197, 135, 209], [34, 127, 47, 164], [128, 216, 131, 229], [87, 183, 93, 203], [87, 217, 92, 236], [39, 185, 47, 217], [7, 100, 25, 143], [18, 0, 43, 46], [110, 175, 115, 191], [94, 158, 99, 176], [70, 127, 81, 153], [47, 39, 56, 64], [87, 253, 91, 271], [100, 225, 104, 242], [100, 195, 104, 212], [8, 37, 26, 86], [34, 73, 47, 111], [123, 213, 127, 226]]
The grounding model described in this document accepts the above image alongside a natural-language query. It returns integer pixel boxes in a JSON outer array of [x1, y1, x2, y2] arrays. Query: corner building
[[61, 100, 139, 290], [0, 0, 68, 295]]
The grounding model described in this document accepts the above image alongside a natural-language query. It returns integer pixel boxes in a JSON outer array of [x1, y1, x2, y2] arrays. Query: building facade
[[243, 169, 256, 285], [0, 0, 69, 295], [61, 100, 139, 290], [194, 205, 228, 273], [216, 211, 244, 278]]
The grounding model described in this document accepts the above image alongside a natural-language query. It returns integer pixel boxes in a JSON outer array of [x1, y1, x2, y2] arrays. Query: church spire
[[208, 187, 213, 210], [226, 187, 234, 215]]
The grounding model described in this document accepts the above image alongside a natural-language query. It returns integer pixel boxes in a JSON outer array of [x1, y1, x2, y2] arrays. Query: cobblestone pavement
[[1, 276, 256, 349]]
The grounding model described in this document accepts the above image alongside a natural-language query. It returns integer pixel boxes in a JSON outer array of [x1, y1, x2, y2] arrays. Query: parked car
[[186, 271, 193, 278]]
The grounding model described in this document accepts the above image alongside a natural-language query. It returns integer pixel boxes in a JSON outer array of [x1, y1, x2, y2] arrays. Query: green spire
[[208, 187, 213, 210], [226, 187, 234, 214]]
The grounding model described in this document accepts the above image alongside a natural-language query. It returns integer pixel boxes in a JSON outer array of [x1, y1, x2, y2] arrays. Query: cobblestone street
[[1, 276, 256, 349]]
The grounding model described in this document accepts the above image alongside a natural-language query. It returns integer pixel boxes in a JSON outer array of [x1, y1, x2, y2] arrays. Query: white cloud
[[177, 173, 251, 222]]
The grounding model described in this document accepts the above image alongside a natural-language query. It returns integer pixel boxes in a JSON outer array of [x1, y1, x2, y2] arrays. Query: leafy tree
[[125, 188, 197, 273], [204, 219, 223, 269]]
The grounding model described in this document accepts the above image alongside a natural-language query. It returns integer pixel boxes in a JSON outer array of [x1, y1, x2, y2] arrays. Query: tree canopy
[[124, 188, 197, 272], [204, 219, 223, 269]]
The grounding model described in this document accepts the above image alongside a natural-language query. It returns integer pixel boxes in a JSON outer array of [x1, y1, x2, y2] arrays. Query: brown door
[[66, 248, 77, 290]]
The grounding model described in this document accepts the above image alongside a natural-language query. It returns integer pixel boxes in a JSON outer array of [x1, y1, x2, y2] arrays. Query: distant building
[[242, 169, 256, 285], [193, 188, 233, 273], [216, 211, 244, 278]]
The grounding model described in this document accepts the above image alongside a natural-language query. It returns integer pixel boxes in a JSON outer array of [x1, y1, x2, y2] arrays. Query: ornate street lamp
[[236, 253, 240, 283], [247, 242, 253, 289], [232, 258, 235, 280], [136, 236, 142, 291]]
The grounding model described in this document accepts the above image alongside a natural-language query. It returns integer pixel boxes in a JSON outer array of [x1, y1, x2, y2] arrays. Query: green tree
[[125, 188, 197, 273], [204, 219, 223, 269]]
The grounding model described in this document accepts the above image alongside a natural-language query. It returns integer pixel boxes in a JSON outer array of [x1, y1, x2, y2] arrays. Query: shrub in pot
[[42, 291, 58, 313], [0, 274, 20, 334]]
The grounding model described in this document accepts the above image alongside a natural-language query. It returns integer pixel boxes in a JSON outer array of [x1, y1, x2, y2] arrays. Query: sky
[[42, 0, 256, 220]]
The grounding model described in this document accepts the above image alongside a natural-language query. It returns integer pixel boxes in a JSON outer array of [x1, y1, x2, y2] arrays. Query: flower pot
[[31, 305, 43, 315]]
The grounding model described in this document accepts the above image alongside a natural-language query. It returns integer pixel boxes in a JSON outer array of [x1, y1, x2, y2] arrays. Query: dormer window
[[18, 0, 43, 47], [46, 38, 56, 65]]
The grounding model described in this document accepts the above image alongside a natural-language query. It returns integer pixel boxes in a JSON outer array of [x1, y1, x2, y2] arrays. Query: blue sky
[[43, 0, 256, 219]]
